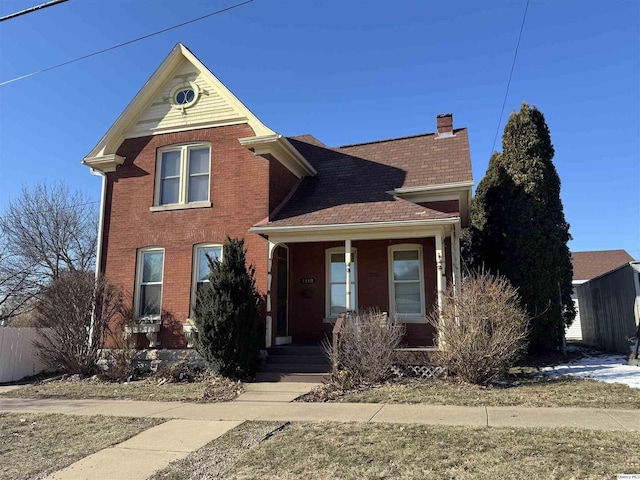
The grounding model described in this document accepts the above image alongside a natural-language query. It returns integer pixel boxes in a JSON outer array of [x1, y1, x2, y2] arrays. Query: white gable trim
[[83, 43, 276, 168]]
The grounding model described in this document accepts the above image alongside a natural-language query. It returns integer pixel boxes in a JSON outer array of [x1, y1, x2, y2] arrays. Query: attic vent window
[[175, 88, 195, 105], [169, 82, 200, 109]]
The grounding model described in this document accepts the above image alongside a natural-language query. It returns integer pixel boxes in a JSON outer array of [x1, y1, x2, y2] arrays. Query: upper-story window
[[155, 144, 210, 207]]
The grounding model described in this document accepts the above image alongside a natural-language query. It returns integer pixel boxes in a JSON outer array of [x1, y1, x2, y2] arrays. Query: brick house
[[83, 44, 473, 352]]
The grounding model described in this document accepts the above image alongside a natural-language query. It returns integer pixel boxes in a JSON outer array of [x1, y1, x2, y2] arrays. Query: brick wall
[[268, 156, 299, 215], [418, 199, 459, 215], [102, 125, 280, 348]]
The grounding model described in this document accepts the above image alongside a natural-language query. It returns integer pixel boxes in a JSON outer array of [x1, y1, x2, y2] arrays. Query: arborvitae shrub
[[194, 237, 263, 378]]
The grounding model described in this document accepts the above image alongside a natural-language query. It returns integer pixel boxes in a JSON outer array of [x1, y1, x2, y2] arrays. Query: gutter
[[250, 216, 460, 235]]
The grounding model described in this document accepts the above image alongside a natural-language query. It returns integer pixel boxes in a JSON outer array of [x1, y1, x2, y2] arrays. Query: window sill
[[325, 316, 427, 324], [395, 315, 428, 324], [125, 323, 161, 334], [150, 201, 211, 212]]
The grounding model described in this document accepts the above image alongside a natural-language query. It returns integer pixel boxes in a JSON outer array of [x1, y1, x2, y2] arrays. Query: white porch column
[[452, 223, 462, 294], [345, 239, 352, 311], [435, 233, 444, 315], [265, 241, 277, 348]]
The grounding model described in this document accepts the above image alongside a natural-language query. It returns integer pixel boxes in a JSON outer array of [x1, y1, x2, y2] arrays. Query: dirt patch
[[149, 421, 287, 480]]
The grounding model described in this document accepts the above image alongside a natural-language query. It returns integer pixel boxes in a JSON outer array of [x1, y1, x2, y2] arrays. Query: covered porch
[[255, 219, 462, 349]]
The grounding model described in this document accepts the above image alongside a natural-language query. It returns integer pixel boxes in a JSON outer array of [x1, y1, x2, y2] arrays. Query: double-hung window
[[155, 144, 210, 207], [389, 244, 425, 319], [136, 248, 165, 320], [326, 247, 357, 318], [192, 244, 223, 308]]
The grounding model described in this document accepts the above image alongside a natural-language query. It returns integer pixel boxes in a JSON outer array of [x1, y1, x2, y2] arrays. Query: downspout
[[90, 168, 107, 282], [88, 167, 107, 345]]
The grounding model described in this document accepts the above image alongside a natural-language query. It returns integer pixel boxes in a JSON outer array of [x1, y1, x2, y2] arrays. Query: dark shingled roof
[[261, 129, 473, 228], [572, 250, 635, 281]]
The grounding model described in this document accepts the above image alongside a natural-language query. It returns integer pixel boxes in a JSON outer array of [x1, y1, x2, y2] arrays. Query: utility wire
[[0, 0, 69, 22], [490, 0, 530, 155], [0, 0, 254, 86]]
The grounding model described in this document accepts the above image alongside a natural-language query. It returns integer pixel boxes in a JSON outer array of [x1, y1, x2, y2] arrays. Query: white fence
[[0, 327, 50, 383]]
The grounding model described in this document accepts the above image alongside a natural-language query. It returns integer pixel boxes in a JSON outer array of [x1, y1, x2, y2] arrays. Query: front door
[[275, 247, 288, 337]]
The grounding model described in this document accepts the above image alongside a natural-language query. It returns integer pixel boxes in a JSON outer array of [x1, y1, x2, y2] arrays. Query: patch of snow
[[542, 352, 640, 389]]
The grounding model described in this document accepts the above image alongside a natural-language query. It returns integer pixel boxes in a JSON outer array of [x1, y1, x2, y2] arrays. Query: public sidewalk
[[3, 387, 639, 480], [1, 395, 638, 431]]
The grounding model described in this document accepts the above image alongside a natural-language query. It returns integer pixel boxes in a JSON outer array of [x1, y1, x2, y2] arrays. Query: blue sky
[[0, 0, 638, 258]]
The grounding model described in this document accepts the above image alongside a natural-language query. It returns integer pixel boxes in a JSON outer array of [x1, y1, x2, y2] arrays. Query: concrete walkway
[[234, 381, 320, 402], [1, 397, 639, 431], [46, 419, 241, 480]]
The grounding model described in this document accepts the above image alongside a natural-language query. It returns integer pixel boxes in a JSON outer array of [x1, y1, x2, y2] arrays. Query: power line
[[0, 0, 254, 86], [0, 0, 69, 22], [490, 0, 530, 155]]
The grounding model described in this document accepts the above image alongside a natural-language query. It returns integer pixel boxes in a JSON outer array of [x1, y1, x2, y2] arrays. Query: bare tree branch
[[0, 181, 98, 322]]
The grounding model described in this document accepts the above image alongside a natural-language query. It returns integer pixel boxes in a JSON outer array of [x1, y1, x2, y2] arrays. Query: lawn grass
[[335, 375, 640, 409], [224, 422, 640, 480], [0, 376, 242, 402], [0, 412, 161, 480]]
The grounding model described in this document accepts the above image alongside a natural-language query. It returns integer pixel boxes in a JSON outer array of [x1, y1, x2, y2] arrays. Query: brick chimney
[[436, 113, 453, 137]]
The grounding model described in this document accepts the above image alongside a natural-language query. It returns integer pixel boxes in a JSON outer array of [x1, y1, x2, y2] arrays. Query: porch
[[259, 221, 462, 349]]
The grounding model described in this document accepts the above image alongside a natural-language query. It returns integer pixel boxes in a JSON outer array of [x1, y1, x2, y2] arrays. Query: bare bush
[[98, 302, 139, 381], [430, 271, 529, 385], [325, 309, 405, 389], [33, 271, 124, 376]]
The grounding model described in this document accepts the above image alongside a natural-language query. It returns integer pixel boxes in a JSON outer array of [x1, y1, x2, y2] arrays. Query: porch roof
[[257, 134, 469, 229]]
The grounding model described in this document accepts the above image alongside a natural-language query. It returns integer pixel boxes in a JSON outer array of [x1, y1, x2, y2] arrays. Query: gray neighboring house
[[570, 250, 639, 354]]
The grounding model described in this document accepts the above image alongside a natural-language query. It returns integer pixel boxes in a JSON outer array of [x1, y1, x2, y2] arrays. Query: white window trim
[[190, 243, 224, 317], [388, 243, 427, 323], [325, 246, 358, 320], [134, 247, 165, 322], [154, 143, 211, 208]]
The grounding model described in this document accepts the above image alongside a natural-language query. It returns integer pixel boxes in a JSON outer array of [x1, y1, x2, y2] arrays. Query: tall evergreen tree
[[468, 103, 574, 352], [194, 237, 263, 378]]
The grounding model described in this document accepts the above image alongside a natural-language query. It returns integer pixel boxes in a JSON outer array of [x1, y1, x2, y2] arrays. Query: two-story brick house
[[83, 44, 473, 352]]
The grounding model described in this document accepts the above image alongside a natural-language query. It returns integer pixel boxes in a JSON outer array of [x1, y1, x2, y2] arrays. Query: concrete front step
[[267, 345, 325, 356], [261, 363, 330, 374], [265, 354, 329, 365], [255, 372, 329, 383], [258, 345, 330, 381]]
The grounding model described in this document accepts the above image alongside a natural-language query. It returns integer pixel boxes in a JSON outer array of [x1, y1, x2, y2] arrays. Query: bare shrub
[[430, 271, 529, 385], [325, 309, 405, 389], [33, 271, 124, 376], [150, 361, 204, 384], [98, 302, 139, 381]]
